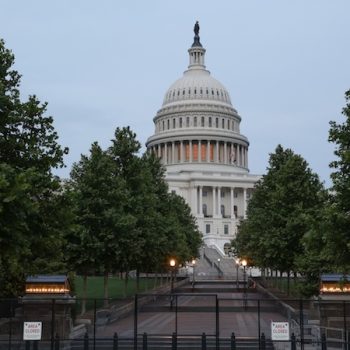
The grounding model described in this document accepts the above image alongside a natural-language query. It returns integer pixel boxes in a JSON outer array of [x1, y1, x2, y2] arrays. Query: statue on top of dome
[[194, 21, 200, 36]]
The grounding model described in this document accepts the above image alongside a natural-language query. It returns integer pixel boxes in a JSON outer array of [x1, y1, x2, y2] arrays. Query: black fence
[[0, 294, 349, 350]]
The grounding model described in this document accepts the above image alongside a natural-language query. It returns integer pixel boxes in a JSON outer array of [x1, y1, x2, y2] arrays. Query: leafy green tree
[[69, 142, 129, 305], [326, 89, 350, 272], [0, 39, 69, 296], [233, 145, 324, 294]]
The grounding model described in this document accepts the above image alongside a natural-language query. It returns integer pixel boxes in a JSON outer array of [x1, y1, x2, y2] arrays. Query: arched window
[[209, 117, 212, 127], [194, 117, 197, 127]]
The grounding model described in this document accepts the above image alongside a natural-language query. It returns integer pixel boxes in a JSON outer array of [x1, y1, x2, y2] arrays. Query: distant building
[[146, 25, 260, 255]]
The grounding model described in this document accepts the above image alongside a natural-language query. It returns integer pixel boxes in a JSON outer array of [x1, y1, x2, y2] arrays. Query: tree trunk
[[81, 274, 88, 315], [103, 271, 109, 307], [123, 272, 129, 298], [136, 269, 140, 293]]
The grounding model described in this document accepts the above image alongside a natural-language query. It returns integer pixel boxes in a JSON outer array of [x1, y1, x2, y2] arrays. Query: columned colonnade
[[194, 185, 250, 219], [151, 140, 248, 167]]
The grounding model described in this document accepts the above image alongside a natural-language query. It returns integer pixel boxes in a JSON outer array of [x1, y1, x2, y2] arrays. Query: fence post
[[25, 341, 30, 350], [230, 332, 236, 350], [134, 294, 138, 350], [291, 333, 296, 350], [9, 299, 12, 350], [321, 333, 327, 350], [260, 332, 266, 350], [216, 297, 219, 350], [201, 332, 207, 350], [33, 341, 38, 350], [84, 332, 89, 350], [172, 332, 177, 350], [113, 332, 118, 350], [143, 332, 148, 350], [51, 298, 56, 350], [54, 333, 60, 350], [300, 299, 304, 350]]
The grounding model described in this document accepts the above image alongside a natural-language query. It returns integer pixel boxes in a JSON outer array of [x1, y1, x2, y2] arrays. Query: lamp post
[[191, 259, 196, 286], [235, 258, 240, 289], [217, 258, 221, 278], [170, 258, 176, 294], [241, 259, 247, 310]]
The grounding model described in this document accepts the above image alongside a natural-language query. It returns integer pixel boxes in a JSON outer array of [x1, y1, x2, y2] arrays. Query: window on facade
[[201, 143, 206, 161], [167, 119, 170, 129], [185, 143, 190, 161], [201, 117, 205, 127], [200, 88, 203, 94], [228, 120, 230, 129], [205, 223, 210, 233], [183, 89, 185, 95], [162, 120, 165, 130], [234, 205, 238, 218], [209, 117, 212, 127], [212, 89, 214, 95], [221, 191, 225, 198], [193, 143, 198, 161], [173, 118, 175, 128], [232, 122, 235, 131], [186, 117, 189, 127], [222, 119, 225, 128], [215, 118, 219, 128], [203, 204, 207, 217], [224, 224, 229, 235], [194, 89, 197, 94], [221, 205, 225, 217], [234, 191, 238, 198], [203, 191, 208, 197], [194, 117, 197, 126], [179, 118, 182, 127]]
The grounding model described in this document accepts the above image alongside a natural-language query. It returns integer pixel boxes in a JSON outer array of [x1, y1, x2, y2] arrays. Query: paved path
[[96, 281, 287, 338]]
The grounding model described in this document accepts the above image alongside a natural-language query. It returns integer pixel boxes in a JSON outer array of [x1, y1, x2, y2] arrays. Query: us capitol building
[[146, 23, 260, 255]]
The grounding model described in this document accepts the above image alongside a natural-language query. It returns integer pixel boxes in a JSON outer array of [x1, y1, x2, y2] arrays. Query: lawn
[[73, 275, 168, 299]]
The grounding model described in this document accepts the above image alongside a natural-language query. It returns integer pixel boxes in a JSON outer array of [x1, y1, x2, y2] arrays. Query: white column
[[199, 186, 203, 216], [180, 141, 183, 162], [207, 141, 210, 162], [230, 143, 234, 164], [216, 141, 219, 162], [224, 142, 227, 164], [230, 187, 234, 218], [198, 140, 201, 162], [237, 145, 240, 166], [218, 187, 222, 217], [172, 142, 175, 164], [164, 143, 168, 164], [158, 144, 161, 158], [189, 141, 193, 162], [246, 147, 248, 168], [212, 186, 216, 217], [243, 188, 247, 219]]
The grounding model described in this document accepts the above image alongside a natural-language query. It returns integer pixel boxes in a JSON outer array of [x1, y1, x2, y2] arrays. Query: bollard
[[321, 333, 327, 350], [201, 332, 207, 350], [84, 332, 89, 350], [113, 332, 119, 350], [143, 332, 148, 350], [291, 333, 296, 350], [172, 332, 177, 350], [231, 332, 236, 350], [260, 332, 266, 350], [54, 333, 60, 350]]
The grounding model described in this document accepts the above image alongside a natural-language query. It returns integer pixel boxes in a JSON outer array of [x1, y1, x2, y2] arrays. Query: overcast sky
[[1, 1, 349, 187]]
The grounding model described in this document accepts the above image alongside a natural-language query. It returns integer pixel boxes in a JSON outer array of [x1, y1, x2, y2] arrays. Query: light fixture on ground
[[217, 258, 221, 278], [241, 259, 248, 310], [191, 259, 196, 285], [235, 258, 240, 289]]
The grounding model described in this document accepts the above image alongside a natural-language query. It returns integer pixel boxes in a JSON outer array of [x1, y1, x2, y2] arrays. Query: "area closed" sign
[[271, 322, 289, 340], [23, 322, 42, 340]]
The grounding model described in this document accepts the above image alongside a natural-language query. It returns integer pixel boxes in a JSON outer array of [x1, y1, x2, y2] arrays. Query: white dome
[[162, 68, 232, 107]]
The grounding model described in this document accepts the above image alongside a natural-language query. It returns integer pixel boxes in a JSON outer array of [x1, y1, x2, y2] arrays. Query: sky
[[1, 1, 349, 187]]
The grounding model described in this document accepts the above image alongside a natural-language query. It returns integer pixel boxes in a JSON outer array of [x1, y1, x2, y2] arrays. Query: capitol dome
[[146, 23, 260, 255]]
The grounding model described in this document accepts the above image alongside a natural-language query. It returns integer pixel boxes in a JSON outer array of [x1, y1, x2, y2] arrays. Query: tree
[[326, 89, 350, 272], [233, 145, 324, 294], [69, 142, 129, 305], [0, 39, 69, 296]]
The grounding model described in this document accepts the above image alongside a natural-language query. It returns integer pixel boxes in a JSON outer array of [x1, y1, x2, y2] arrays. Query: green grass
[[74, 275, 167, 299]]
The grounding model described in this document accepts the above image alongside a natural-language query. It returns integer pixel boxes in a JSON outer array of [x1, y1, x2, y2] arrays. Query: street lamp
[[217, 258, 221, 278], [241, 259, 247, 310], [170, 258, 176, 294], [235, 258, 240, 289], [191, 259, 196, 286]]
